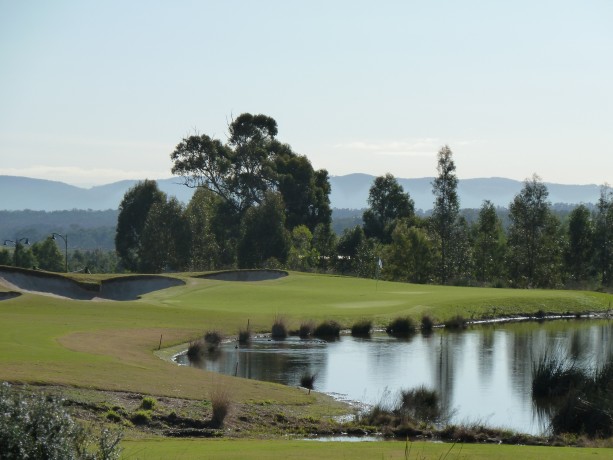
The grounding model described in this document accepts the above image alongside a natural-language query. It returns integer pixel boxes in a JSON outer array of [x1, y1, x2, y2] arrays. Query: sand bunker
[[0, 291, 21, 301], [198, 269, 288, 282], [0, 267, 185, 301]]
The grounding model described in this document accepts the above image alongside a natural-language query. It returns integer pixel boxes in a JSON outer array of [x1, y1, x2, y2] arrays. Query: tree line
[[3, 112, 610, 290], [342, 150, 613, 290], [110, 113, 613, 291]]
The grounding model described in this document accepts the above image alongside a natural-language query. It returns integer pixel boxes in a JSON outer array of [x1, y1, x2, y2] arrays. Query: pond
[[175, 319, 613, 435]]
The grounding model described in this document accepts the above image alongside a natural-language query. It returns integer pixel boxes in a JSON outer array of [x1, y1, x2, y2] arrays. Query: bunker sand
[[0, 267, 185, 301]]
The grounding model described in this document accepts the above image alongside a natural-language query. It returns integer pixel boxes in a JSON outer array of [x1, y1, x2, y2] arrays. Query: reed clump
[[420, 315, 435, 333], [399, 386, 445, 424], [186, 340, 206, 361], [300, 372, 317, 391], [204, 330, 223, 351], [532, 353, 585, 399], [298, 321, 314, 338], [313, 320, 342, 339], [238, 328, 251, 345], [444, 315, 467, 330], [532, 353, 613, 438], [386, 317, 417, 337], [351, 319, 372, 337], [271, 316, 287, 339]]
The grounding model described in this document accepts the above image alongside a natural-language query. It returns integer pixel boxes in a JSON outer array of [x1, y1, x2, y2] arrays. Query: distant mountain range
[[0, 174, 603, 212]]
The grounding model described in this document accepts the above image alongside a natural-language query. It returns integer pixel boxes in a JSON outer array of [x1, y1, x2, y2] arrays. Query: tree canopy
[[363, 173, 415, 244], [170, 113, 331, 233]]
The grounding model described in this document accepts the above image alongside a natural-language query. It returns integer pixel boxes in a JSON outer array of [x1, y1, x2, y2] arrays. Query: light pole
[[3, 237, 29, 246], [51, 233, 68, 273]]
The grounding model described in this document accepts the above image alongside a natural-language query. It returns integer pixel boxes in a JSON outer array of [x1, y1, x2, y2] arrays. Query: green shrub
[[130, 409, 152, 425], [140, 396, 157, 411], [105, 409, 122, 423], [351, 320, 372, 337], [0, 382, 122, 459], [313, 320, 341, 339], [386, 317, 416, 337]]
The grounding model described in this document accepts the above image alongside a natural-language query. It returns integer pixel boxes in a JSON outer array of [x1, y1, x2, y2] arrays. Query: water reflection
[[175, 319, 613, 435]]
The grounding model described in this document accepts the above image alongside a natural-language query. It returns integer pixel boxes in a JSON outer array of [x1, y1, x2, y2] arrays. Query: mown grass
[[120, 438, 608, 459]]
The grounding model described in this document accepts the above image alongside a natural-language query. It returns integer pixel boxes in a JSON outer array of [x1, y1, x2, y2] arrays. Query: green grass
[[120, 438, 608, 459], [0, 271, 611, 397], [2, 270, 613, 456]]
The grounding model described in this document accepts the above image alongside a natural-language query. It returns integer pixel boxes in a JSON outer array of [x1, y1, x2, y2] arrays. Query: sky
[[1, 0, 612, 188]]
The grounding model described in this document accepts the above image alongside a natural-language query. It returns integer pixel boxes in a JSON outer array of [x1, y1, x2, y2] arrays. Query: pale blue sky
[[1, 0, 611, 187]]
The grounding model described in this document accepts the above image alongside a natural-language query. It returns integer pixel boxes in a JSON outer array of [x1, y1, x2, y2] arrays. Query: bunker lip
[[198, 269, 288, 282], [0, 266, 185, 301]]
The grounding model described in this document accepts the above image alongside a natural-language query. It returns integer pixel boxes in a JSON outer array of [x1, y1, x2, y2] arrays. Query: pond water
[[175, 319, 613, 435]]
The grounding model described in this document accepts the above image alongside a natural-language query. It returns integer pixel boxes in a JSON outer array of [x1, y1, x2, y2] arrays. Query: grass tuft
[[210, 386, 231, 428]]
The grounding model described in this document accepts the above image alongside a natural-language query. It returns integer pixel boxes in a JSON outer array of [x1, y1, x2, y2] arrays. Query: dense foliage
[[0, 382, 122, 459]]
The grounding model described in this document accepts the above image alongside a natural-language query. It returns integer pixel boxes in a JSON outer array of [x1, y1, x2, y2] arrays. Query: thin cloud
[[334, 139, 441, 157], [334, 139, 486, 157]]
